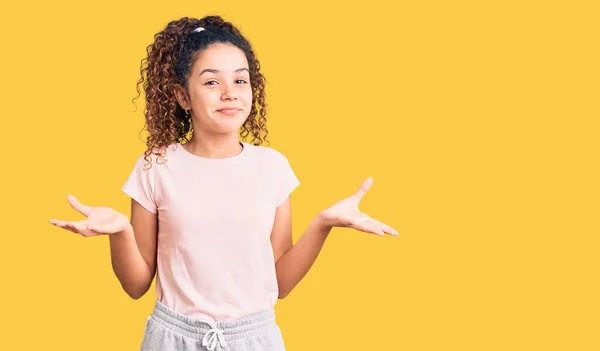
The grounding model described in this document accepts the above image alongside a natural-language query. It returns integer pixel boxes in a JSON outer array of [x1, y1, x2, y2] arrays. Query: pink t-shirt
[[121, 141, 300, 321]]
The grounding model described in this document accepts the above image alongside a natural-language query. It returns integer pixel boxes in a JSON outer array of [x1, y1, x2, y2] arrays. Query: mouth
[[217, 109, 240, 116]]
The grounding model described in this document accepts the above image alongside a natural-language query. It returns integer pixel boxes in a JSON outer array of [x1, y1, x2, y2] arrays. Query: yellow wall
[[1, 1, 598, 350]]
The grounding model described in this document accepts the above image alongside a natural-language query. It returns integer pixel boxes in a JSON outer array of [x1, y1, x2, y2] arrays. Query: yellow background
[[1, 0, 598, 350]]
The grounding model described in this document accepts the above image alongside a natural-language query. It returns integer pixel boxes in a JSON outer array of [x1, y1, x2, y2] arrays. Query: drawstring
[[199, 319, 228, 350]]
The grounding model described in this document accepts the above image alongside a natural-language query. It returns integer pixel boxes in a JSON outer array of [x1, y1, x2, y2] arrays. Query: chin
[[216, 124, 245, 134]]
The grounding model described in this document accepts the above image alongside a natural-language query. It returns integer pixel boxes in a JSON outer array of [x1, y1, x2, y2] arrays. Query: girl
[[49, 15, 398, 351]]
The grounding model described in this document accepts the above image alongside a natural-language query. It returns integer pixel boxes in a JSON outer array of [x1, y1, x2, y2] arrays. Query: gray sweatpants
[[140, 300, 286, 351]]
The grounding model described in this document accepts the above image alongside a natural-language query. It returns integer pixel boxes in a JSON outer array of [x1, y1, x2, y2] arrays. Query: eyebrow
[[199, 68, 250, 76]]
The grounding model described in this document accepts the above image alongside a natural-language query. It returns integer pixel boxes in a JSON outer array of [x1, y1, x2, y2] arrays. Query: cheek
[[242, 88, 253, 105], [196, 92, 218, 109]]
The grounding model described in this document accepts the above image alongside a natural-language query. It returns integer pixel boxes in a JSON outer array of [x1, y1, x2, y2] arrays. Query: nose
[[221, 81, 238, 101]]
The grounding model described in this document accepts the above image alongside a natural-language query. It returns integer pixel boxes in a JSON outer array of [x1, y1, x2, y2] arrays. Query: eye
[[236, 79, 248, 84], [205, 80, 218, 86]]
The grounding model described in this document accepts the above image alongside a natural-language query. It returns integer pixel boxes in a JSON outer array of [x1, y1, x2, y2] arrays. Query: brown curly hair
[[132, 15, 269, 169]]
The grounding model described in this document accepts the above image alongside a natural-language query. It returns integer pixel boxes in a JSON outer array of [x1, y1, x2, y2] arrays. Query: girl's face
[[178, 43, 253, 135]]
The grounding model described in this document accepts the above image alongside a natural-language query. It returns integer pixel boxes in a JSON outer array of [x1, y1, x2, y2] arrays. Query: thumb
[[66, 195, 92, 217], [353, 177, 373, 200]]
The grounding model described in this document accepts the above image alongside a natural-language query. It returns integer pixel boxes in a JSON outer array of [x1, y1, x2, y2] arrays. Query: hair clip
[[194, 27, 205, 33]]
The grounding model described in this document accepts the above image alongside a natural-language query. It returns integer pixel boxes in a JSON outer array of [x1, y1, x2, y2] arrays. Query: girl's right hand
[[49, 195, 131, 237]]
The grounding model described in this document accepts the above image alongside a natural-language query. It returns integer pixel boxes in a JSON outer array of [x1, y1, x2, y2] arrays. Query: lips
[[217, 108, 240, 116]]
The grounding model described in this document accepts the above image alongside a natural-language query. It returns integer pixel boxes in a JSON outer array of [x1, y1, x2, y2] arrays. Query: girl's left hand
[[318, 177, 399, 236]]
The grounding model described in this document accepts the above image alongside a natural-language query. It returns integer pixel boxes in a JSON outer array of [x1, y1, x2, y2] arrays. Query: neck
[[183, 130, 242, 159]]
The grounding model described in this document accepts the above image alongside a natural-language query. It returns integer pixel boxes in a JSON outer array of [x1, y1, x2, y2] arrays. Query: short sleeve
[[275, 151, 301, 207], [121, 154, 158, 214]]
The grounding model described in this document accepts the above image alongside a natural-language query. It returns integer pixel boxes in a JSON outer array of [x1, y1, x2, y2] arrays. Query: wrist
[[314, 212, 333, 236], [115, 222, 133, 238]]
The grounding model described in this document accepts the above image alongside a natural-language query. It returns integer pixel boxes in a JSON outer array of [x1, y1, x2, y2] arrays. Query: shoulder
[[247, 142, 290, 164], [132, 144, 177, 170]]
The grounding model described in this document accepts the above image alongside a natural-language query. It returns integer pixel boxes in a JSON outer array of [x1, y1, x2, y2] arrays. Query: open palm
[[49, 195, 130, 237], [319, 177, 398, 236]]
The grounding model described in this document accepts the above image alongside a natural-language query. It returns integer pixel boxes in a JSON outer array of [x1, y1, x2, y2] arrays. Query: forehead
[[192, 43, 249, 72]]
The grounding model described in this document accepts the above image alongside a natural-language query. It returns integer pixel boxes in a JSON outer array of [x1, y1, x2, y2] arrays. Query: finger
[[366, 216, 399, 236], [353, 177, 373, 200], [71, 222, 100, 237], [85, 224, 105, 234], [53, 220, 87, 236], [53, 220, 70, 228], [54, 221, 78, 234], [68, 221, 88, 235], [67, 195, 92, 217], [65, 222, 80, 233], [88, 228, 102, 235], [349, 219, 385, 236]]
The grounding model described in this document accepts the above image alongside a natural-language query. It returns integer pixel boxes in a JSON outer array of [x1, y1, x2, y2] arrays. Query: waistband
[[149, 299, 277, 350]]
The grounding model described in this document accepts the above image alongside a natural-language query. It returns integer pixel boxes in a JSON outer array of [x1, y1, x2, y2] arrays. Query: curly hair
[[132, 15, 269, 169]]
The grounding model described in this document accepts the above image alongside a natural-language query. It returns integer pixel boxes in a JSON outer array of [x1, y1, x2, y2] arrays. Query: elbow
[[278, 288, 290, 300], [123, 283, 149, 300], [127, 291, 144, 300], [118, 271, 154, 300]]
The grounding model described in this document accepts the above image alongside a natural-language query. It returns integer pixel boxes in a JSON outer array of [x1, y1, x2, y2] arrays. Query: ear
[[174, 84, 192, 111]]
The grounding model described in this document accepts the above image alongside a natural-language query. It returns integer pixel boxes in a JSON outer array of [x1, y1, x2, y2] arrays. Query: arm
[[50, 195, 159, 299], [270, 196, 332, 299], [270, 177, 399, 299], [109, 198, 158, 299]]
